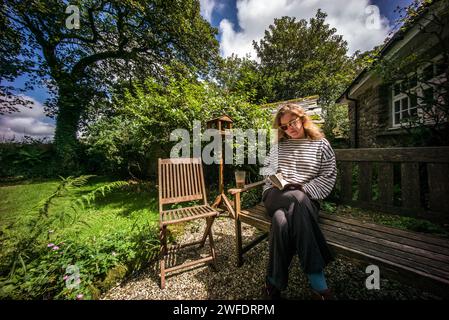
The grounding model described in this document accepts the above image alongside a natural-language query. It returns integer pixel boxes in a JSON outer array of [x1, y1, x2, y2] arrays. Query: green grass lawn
[[0, 176, 161, 299], [1, 177, 159, 238], [0, 179, 60, 227]]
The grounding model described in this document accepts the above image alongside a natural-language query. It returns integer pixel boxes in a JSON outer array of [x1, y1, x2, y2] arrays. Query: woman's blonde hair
[[274, 103, 324, 141]]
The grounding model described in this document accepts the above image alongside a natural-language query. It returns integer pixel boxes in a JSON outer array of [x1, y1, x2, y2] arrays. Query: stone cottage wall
[[350, 83, 448, 148]]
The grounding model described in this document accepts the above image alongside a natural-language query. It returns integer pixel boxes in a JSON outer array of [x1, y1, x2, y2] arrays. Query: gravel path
[[102, 215, 438, 300]]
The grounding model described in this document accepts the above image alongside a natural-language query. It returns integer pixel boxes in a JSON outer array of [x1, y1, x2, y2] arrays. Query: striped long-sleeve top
[[261, 137, 337, 200]]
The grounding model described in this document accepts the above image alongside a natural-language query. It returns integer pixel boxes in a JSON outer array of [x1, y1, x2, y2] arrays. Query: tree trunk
[[53, 85, 85, 172]]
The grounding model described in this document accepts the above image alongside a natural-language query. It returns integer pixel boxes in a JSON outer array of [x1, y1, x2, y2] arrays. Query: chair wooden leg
[[160, 225, 167, 289], [199, 216, 214, 247], [235, 217, 243, 267], [207, 218, 217, 270]]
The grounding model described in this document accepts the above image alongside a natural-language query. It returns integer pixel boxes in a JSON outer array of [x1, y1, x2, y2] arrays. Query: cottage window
[[392, 80, 419, 127], [391, 57, 447, 127]]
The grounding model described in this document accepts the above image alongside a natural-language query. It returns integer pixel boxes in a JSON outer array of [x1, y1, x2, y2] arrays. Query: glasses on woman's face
[[279, 117, 300, 131]]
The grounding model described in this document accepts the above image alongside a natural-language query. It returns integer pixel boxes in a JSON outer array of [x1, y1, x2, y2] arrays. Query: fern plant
[[1, 176, 129, 279]]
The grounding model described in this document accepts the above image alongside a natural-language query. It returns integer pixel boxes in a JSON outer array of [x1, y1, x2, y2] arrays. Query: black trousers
[[262, 187, 334, 290]]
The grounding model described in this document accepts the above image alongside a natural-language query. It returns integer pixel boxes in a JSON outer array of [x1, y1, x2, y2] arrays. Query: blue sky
[[1, 0, 415, 140], [208, 0, 413, 40], [204, 0, 415, 58]]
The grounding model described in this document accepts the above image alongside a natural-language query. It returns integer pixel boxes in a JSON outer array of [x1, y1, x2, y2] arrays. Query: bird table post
[[206, 114, 234, 215]]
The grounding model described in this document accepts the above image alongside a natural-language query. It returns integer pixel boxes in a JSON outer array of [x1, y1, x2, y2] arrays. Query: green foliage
[[241, 188, 263, 210], [351, 46, 382, 75], [0, 176, 161, 299], [321, 201, 337, 214], [253, 10, 357, 106], [82, 69, 273, 177], [2, 0, 220, 169], [0, 138, 55, 179], [72, 179, 130, 211], [321, 103, 350, 146], [213, 54, 265, 104], [1, 175, 94, 278], [396, 0, 436, 32], [100, 264, 128, 292], [0, 4, 33, 114]]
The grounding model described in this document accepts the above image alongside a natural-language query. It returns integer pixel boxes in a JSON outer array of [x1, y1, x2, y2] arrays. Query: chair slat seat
[[161, 205, 218, 226]]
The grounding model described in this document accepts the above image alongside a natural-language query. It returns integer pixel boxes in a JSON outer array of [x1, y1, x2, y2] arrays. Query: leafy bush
[[241, 187, 262, 209], [0, 137, 55, 179], [321, 201, 337, 213], [81, 69, 273, 179]]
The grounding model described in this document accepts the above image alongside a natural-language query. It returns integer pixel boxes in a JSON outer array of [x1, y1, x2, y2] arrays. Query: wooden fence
[[334, 147, 449, 223]]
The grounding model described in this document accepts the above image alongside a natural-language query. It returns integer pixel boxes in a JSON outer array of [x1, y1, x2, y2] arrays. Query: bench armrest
[[228, 180, 266, 195]]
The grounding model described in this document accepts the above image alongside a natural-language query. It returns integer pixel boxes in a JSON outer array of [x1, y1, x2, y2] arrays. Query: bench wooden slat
[[175, 164, 181, 198], [161, 163, 165, 199], [320, 224, 449, 274], [186, 207, 196, 218], [321, 213, 449, 249], [196, 206, 209, 214], [240, 211, 271, 232], [236, 207, 449, 251], [180, 164, 185, 196], [322, 228, 449, 281], [249, 204, 268, 216], [237, 207, 449, 269], [320, 218, 449, 258], [186, 163, 193, 197], [240, 206, 271, 231], [193, 163, 199, 196], [165, 163, 170, 199], [159, 158, 207, 205], [334, 147, 449, 163], [324, 234, 449, 299]]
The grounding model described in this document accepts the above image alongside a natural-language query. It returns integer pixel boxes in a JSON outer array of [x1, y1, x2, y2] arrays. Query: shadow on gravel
[[107, 217, 441, 300]]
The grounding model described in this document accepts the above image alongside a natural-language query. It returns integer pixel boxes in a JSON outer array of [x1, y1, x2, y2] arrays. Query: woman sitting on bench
[[262, 103, 337, 300]]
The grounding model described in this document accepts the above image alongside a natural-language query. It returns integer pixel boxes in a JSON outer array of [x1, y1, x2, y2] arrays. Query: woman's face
[[280, 112, 305, 139]]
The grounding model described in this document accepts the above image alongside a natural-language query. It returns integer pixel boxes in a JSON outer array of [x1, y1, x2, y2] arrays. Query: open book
[[267, 172, 302, 190]]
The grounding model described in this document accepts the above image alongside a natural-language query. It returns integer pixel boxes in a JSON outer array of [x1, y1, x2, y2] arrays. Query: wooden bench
[[228, 181, 449, 298]]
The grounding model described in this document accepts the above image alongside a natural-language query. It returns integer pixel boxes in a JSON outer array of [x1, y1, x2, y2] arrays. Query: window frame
[[390, 55, 447, 128], [391, 77, 419, 128]]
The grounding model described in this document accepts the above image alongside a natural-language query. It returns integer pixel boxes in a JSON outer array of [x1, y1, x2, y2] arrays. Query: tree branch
[[70, 46, 150, 79]]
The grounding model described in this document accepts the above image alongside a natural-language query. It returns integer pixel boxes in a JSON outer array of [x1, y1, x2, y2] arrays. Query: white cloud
[[219, 0, 391, 59], [200, 0, 217, 23], [0, 96, 55, 141]]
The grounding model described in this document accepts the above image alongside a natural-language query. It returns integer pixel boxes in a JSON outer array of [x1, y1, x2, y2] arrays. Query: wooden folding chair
[[158, 158, 218, 289]]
